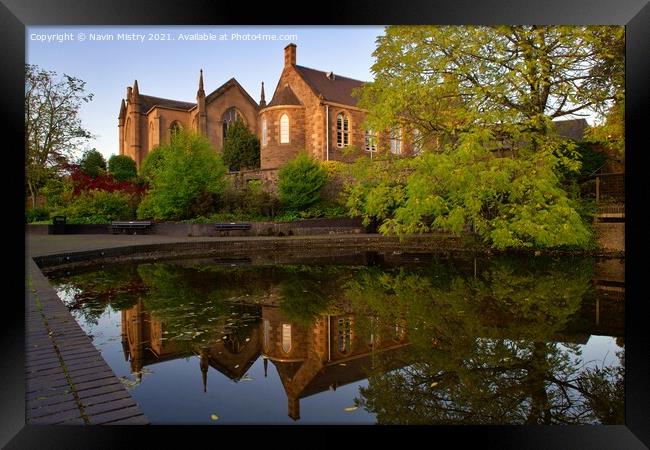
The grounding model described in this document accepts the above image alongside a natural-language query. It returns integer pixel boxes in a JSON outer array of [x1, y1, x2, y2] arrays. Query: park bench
[[109, 221, 153, 234], [214, 222, 252, 235]]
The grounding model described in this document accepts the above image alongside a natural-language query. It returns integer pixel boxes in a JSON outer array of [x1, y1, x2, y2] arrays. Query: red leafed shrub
[[66, 163, 146, 197]]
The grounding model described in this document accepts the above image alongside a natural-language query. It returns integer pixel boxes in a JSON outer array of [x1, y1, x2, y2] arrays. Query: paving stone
[[88, 405, 144, 425], [84, 397, 139, 417], [28, 400, 79, 419], [104, 414, 149, 425]]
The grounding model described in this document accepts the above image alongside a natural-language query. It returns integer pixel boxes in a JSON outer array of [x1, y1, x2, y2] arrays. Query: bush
[[217, 180, 280, 218], [60, 190, 136, 224], [25, 207, 50, 223], [108, 154, 137, 181], [222, 119, 260, 171], [139, 148, 165, 183], [137, 131, 227, 221], [278, 153, 327, 211], [79, 149, 107, 178]]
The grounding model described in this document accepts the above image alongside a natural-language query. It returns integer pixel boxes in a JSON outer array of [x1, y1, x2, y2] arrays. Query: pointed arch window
[[261, 117, 268, 147], [169, 121, 182, 138], [222, 107, 243, 141], [336, 113, 350, 148], [280, 114, 289, 144], [124, 118, 130, 148], [282, 323, 292, 353]]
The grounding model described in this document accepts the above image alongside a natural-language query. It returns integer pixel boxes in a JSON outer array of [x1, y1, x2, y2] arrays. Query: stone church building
[[119, 43, 421, 170]]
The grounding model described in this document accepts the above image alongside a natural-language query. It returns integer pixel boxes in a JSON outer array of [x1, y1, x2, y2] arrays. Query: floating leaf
[[344, 406, 358, 412], [430, 382, 439, 387], [210, 414, 219, 421]]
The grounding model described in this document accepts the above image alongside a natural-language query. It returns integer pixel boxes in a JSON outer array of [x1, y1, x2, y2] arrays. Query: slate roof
[[294, 65, 366, 107], [139, 94, 196, 113], [205, 77, 259, 108], [267, 84, 302, 107]]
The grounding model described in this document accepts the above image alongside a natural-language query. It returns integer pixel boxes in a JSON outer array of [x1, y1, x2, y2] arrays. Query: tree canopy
[[79, 148, 107, 178], [357, 26, 624, 143], [137, 130, 227, 221], [108, 154, 137, 181], [222, 119, 260, 171], [25, 64, 93, 207]]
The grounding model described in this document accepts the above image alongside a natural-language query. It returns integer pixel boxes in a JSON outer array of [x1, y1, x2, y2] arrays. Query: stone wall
[[594, 222, 625, 252]]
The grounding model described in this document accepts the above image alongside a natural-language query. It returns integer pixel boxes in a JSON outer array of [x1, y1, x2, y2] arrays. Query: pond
[[48, 252, 625, 425]]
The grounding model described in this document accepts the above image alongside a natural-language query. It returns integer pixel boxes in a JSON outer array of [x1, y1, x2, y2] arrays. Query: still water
[[49, 253, 625, 425]]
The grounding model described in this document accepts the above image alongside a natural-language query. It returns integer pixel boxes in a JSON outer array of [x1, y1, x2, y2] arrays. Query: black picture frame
[[5, 0, 648, 447]]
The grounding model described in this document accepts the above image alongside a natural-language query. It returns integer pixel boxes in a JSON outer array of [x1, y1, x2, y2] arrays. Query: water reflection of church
[[121, 258, 624, 421], [122, 299, 410, 420]]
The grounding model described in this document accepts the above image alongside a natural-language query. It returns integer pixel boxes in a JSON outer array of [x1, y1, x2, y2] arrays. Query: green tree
[[222, 119, 260, 171], [79, 148, 107, 178], [358, 26, 624, 142], [137, 130, 227, 221], [108, 154, 137, 181], [396, 132, 590, 249], [25, 64, 94, 207], [277, 153, 328, 210], [139, 147, 165, 183]]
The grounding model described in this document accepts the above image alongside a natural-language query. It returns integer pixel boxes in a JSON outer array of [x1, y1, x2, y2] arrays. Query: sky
[[27, 26, 386, 161]]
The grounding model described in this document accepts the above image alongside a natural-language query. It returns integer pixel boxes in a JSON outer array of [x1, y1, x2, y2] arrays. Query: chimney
[[284, 43, 296, 67]]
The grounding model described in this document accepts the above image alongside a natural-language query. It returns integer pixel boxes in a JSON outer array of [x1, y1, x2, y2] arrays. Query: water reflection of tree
[[277, 266, 350, 327], [345, 256, 624, 424], [55, 265, 143, 325]]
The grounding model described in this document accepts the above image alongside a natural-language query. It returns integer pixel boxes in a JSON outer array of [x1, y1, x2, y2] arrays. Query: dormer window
[[336, 113, 349, 148]]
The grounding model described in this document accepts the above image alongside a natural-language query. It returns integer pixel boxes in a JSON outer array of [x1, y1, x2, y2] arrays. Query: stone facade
[[119, 43, 422, 171]]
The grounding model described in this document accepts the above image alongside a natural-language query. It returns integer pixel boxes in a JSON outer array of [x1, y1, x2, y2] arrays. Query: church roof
[[205, 78, 259, 108], [552, 118, 589, 141], [139, 94, 196, 113], [295, 65, 366, 107], [267, 84, 302, 107]]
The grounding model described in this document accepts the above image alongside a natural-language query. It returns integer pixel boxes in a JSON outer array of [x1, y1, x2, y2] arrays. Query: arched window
[[263, 319, 271, 352], [389, 128, 402, 154], [149, 122, 154, 149], [364, 129, 377, 154], [261, 117, 267, 147], [124, 118, 130, 147], [337, 317, 352, 354], [222, 107, 243, 141], [280, 114, 289, 144], [412, 129, 423, 155], [336, 113, 349, 148], [282, 323, 292, 353], [169, 121, 182, 138]]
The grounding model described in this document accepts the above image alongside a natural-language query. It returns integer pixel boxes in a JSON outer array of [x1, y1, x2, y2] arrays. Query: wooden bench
[[109, 221, 153, 234], [214, 222, 252, 235]]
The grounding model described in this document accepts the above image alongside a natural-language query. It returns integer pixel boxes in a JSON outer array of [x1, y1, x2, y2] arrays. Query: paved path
[[26, 258, 148, 424]]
